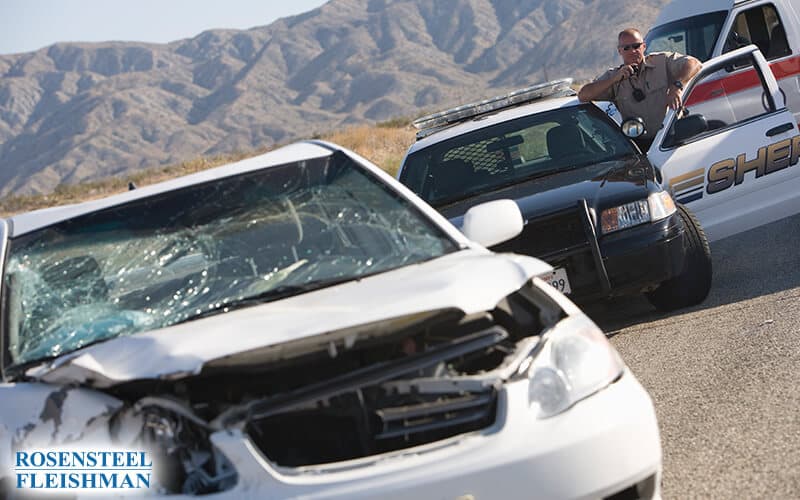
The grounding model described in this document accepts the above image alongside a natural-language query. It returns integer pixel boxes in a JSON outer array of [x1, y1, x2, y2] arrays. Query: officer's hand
[[614, 65, 636, 83], [666, 86, 683, 110]]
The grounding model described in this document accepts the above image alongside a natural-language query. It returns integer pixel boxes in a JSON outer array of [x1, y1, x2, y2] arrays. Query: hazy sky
[[0, 0, 329, 55]]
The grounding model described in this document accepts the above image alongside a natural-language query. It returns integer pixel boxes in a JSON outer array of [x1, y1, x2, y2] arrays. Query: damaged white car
[[0, 141, 661, 499]]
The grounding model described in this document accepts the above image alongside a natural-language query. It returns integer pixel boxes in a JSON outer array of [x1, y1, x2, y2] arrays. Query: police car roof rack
[[413, 78, 576, 140]]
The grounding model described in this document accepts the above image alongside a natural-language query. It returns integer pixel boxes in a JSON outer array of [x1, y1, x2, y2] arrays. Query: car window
[[662, 52, 777, 148], [401, 105, 637, 205], [723, 4, 791, 62], [645, 11, 728, 62], [3, 154, 458, 367]]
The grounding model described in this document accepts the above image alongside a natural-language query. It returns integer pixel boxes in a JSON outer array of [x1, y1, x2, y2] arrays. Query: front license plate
[[543, 267, 571, 295]]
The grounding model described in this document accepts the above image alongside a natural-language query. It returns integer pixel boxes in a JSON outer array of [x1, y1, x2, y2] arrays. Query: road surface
[[587, 213, 800, 499]]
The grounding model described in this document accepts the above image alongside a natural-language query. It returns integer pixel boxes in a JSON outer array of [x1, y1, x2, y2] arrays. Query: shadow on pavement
[[579, 212, 800, 334]]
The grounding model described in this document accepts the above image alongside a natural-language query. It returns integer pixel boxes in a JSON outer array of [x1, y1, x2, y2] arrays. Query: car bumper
[[599, 211, 686, 296], [199, 368, 662, 500]]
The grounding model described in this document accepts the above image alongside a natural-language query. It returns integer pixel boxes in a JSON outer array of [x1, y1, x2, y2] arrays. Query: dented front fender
[[0, 382, 123, 480]]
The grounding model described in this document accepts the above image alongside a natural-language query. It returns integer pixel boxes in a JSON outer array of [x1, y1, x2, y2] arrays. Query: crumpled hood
[[27, 249, 552, 387]]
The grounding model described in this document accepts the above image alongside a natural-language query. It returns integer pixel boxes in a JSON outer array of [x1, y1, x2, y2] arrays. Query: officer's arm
[[578, 68, 627, 102], [578, 77, 617, 102], [672, 55, 702, 87], [666, 55, 702, 110]]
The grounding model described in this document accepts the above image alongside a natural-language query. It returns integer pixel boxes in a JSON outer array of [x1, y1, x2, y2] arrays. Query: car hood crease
[[25, 250, 551, 388]]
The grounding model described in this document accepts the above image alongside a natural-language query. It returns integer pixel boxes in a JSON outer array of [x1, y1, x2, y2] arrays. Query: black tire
[[645, 203, 712, 311]]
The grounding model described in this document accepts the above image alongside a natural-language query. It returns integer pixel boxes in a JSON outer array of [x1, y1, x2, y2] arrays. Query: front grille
[[245, 326, 506, 467], [492, 206, 589, 259], [492, 203, 611, 297], [375, 391, 496, 441], [247, 389, 498, 467]]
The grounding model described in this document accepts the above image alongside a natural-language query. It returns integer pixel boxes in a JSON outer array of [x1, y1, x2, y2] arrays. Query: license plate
[[543, 267, 571, 295]]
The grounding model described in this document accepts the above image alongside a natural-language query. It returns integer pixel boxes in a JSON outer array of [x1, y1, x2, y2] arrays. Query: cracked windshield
[[5, 153, 456, 366]]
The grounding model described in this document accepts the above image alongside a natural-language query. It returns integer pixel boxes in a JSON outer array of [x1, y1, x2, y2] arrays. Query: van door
[[647, 45, 800, 242], [716, 1, 800, 124]]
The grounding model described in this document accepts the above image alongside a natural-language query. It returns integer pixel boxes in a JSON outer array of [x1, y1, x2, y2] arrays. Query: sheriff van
[[637, 2, 800, 242], [647, 0, 800, 123]]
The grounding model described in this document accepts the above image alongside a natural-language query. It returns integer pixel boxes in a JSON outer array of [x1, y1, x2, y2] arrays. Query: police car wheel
[[645, 204, 712, 312]]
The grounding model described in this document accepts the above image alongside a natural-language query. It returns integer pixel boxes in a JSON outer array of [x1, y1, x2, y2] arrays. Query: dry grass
[[322, 123, 416, 177], [0, 121, 416, 217]]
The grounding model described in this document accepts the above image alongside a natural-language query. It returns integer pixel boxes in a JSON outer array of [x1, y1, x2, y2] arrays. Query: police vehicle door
[[647, 45, 799, 242]]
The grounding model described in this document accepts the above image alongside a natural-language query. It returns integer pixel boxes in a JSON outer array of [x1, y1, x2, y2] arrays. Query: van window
[[662, 53, 776, 148], [723, 4, 791, 60], [646, 11, 728, 62]]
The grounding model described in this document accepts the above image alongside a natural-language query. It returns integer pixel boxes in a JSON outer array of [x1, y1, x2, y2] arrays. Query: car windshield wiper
[[528, 162, 596, 178], [434, 190, 481, 207], [434, 166, 578, 207], [7, 334, 121, 382], [6, 355, 61, 381], [171, 276, 356, 325]]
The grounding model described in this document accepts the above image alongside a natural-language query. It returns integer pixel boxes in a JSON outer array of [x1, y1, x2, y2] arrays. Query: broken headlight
[[527, 315, 623, 419], [114, 402, 237, 495]]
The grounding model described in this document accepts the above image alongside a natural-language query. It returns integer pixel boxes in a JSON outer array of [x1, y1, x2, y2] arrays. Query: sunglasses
[[619, 42, 644, 51]]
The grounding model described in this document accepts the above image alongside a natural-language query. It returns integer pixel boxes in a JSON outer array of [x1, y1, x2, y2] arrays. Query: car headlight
[[600, 191, 676, 234], [528, 315, 624, 419], [647, 190, 676, 221]]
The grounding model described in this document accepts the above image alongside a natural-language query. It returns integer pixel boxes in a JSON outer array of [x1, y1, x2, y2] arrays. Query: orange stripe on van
[[685, 55, 800, 107]]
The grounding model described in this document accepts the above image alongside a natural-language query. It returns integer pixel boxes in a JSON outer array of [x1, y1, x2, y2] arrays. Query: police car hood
[[26, 248, 551, 388], [437, 156, 654, 225]]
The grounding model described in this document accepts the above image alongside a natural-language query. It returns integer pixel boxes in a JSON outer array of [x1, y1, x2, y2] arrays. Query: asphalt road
[[585, 213, 800, 499]]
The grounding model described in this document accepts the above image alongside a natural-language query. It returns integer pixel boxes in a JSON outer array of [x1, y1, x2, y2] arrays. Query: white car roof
[[7, 142, 334, 237], [6, 140, 473, 248], [7, 142, 333, 236]]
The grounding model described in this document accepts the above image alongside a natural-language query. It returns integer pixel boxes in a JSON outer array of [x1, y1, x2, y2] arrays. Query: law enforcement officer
[[578, 28, 701, 150]]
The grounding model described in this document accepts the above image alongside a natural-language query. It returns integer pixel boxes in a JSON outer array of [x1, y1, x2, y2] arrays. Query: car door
[[647, 45, 800, 242]]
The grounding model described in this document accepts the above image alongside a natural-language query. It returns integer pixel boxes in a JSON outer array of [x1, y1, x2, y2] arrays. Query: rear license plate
[[543, 267, 571, 295]]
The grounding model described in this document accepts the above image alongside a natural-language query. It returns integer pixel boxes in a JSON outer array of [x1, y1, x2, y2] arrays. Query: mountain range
[[0, 0, 668, 196]]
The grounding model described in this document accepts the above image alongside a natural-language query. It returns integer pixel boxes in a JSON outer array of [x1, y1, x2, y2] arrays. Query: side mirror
[[621, 117, 646, 138], [672, 114, 708, 143], [461, 199, 523, 248]]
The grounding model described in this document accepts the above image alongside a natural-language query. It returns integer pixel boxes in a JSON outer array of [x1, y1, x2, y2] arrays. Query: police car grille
[[492, 207, 589, 259]]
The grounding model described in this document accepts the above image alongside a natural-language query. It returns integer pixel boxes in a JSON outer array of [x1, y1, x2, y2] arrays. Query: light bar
[[412, 78, 575, 134]]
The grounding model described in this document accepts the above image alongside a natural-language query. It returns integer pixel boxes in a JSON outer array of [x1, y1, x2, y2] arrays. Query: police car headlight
[[528, 315, 624, 419], [600, 192, 676, 234], [600, 200, 649, 233], [648, 191, 677, 222]]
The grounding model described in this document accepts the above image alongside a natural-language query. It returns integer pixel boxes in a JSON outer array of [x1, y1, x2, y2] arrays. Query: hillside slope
[[0, 0, 668, 196]]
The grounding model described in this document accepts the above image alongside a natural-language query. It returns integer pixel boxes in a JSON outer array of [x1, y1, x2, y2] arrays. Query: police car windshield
[[401, 104, 637, 206], [645, 11, 728, 62]]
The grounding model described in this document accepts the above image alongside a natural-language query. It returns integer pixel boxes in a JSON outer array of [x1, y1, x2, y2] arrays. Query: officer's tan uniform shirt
[[593, 51, 691, 140]]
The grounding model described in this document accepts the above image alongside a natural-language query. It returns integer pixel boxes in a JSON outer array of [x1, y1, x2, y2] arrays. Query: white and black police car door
[[647, 45, 800, 242]]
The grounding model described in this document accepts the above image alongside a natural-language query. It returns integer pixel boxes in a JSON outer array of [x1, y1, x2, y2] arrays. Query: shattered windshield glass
[[400, 104, 636, 206], [4, 152, 457, 366]]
